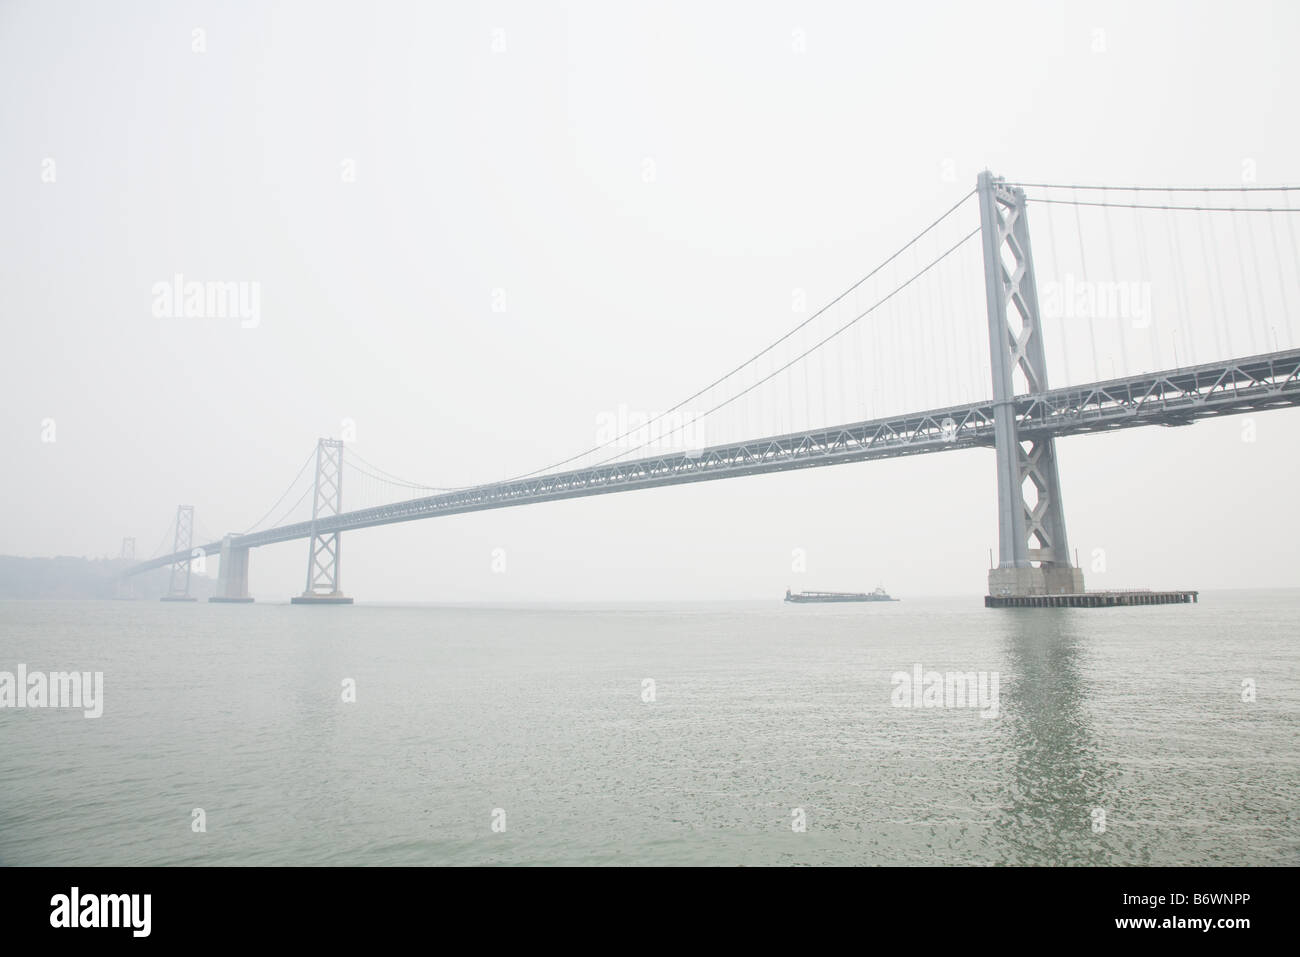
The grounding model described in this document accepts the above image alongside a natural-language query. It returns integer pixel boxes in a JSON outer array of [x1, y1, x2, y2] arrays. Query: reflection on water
[[994, 610, 1117, 865], [0, 595, 1296, 866]]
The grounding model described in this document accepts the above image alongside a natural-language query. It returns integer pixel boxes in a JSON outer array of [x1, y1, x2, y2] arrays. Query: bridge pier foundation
[[210, 535, 254, 603], [988, 565, 1085, 598]]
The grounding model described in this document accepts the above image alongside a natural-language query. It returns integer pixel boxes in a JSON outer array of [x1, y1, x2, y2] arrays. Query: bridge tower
[[978, 171, 1085, 598], [116, 537, 136, 600], [291, 438, 353, 604], [160, 505, 198, 601]]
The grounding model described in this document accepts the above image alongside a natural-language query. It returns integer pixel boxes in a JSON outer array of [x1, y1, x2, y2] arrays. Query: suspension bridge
[[123, 171, 1300, 605]]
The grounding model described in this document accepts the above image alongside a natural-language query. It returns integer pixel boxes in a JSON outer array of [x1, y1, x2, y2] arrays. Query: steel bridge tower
[[978, 171, 1085, 598], [292, 438, 353, 604], [160, 505, 198, 601], [116, 537, 136, 600]]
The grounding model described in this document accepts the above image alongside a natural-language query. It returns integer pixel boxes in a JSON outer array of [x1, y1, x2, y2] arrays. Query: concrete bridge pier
[[988, 564, 1085, 598], [210, 535, 254, 603]]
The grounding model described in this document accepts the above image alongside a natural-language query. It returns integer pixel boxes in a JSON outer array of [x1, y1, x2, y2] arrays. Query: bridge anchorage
[[210, 533, 254, 603], [122, 171, 1300, 607]]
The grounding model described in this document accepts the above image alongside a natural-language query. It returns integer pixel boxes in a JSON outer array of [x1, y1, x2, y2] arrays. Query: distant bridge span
[[128, 172, 1300, 603], [129, 347, 1300, 576]]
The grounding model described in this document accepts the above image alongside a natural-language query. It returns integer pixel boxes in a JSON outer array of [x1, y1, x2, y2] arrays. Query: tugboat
[[784, 586, 898, 603]]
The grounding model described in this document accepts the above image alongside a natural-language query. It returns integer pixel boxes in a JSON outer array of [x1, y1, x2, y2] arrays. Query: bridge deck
[[128, 348, 1300, 575]]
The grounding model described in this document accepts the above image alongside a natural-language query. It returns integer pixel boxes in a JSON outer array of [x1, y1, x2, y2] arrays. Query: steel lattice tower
[[292, 438, 353, 604], [978, 171, 1084, 597], [162, 505, 197, 601]]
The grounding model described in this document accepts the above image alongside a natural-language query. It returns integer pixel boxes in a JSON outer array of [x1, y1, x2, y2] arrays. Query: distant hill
[[0, 555, 218, 600]]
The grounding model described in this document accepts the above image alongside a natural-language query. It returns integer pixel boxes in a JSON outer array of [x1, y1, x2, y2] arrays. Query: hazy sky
[[3, 0, 1298, 600]]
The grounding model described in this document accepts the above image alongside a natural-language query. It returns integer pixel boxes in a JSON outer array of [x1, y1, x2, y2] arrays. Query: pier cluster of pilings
[[985, 590, 1198, 608]]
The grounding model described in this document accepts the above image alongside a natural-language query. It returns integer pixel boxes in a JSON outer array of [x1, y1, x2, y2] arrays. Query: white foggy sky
[[2, 0, 1298, 600]]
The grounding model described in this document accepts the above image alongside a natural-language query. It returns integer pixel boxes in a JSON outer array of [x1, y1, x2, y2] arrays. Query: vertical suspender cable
[[1102, 199, 1130, 374], [1268, 191, 1295, 347], [1165, 189, 1195, 366], [1195, 205, 1228, 360], [1072, 187, 1101, 380], [1042, 191, 1072, 387], [1242, 187, 1269, 354], [1132, 189, 1160, 371], [1228, 198, 1259, 354]]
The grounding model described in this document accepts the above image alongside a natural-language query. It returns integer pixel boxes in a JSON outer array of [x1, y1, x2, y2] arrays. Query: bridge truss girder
[[125, 349, 1300, 577]]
